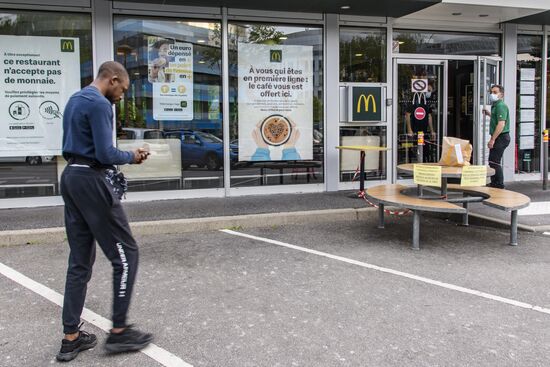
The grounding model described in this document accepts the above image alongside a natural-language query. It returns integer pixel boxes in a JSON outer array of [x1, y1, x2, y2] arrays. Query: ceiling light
[[341, 5, 351, 10], [452, 12, 461, 16], [197, 39, 206, 43], [479, 14, 489, 17]]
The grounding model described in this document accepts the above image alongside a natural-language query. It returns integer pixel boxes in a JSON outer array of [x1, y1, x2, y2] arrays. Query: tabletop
[[397, 163, 495, 178], [336, 145, 389, 151]]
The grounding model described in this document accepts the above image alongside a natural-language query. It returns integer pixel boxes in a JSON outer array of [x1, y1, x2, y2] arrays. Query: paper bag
[[439, 137, 472, 166]]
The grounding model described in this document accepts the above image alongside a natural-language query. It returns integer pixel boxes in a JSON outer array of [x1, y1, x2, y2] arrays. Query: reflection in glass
[[393, 30, 500, 56], [113, 17, 223, 191], [396, 63, 443, 178], [515, 35, 542, 174], [340, 28, 386, 83], [0, 11, 92, 199], [228, 23, 324, 187], [339, 127, 386, 182]]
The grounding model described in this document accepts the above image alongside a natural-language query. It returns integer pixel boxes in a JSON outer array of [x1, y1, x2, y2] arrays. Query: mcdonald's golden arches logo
[[270, 50, 282, 63], [60, 39, 75, 52], [356, 94, 377, 113]]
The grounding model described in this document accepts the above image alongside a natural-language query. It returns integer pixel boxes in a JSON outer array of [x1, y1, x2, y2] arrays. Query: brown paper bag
[[439, 137, 472, 166]]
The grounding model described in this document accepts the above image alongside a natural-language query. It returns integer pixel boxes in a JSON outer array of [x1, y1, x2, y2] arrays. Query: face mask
[[425, 92, 432, 99], [489, 93, 499, 103]]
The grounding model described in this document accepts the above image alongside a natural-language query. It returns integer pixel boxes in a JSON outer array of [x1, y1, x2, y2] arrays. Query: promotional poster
[[237, 43, 313, 161], [148, 37, 193, 121], [0, 35, 80, 157]]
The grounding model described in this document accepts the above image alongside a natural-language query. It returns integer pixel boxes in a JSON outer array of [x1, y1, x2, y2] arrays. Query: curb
[[0, 207, 377, 247]]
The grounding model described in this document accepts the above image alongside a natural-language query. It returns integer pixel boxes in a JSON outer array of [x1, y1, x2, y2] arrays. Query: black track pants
[[60, 166, 138, 334]]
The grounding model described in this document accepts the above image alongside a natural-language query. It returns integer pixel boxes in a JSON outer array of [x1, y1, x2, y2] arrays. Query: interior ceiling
[[397, 3, 549, 25], [112, 0, 442, 18]]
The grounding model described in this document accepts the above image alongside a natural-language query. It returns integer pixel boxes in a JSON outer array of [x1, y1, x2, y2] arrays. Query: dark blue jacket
[[62, 86, 133, 165]]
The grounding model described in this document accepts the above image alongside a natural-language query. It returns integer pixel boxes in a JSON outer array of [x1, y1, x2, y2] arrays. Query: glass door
[[393, 59, 447, 179], [474, 57, 501, 165]]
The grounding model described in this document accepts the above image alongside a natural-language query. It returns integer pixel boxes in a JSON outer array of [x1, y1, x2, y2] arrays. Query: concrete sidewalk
[[0, 181, 548, 246]]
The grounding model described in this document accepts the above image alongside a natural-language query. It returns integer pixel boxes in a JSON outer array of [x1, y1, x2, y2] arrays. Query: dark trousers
[[60, 166, 138, 334], [488, 133, 510, 188]]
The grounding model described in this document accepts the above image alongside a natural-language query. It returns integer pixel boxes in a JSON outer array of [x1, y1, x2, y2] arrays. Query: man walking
[[483, 84, 511, 189], [56, 61, 153, 362]]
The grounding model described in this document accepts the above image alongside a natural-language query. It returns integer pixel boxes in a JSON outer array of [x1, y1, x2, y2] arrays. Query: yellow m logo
[[356, 94, 377, 113], [60, 39, 74, 52], [270, 50, 282, 62]]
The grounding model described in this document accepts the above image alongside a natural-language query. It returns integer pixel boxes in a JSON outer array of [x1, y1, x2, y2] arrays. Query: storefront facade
[[0, 0, 549, 207]]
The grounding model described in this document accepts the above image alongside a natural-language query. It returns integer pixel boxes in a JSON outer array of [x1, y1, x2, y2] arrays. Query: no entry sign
[[414, 107, 426, 120]]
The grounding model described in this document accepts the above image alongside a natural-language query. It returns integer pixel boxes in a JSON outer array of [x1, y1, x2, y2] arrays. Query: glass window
[[228, 23, 324, 187], [393, 30, 500, 56], [113, 17, 223, 191], [0, 10, 92, 199], [516, 34, 542, 174], [339, 126, 387, 182], [340, 28, 386, 83]]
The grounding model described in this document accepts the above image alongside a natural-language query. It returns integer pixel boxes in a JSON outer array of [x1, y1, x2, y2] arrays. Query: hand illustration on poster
[[148, 37, 193, 120], [238, 43, 313, 161], [250, 117, 301, 160]]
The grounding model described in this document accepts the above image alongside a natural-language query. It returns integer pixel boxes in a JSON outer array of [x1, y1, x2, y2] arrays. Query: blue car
[[164, 130, 238, 170]]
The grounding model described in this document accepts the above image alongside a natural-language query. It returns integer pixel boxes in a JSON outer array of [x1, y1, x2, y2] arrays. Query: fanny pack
[[67, 155, 128, 200], [104, 168, 128, 200]]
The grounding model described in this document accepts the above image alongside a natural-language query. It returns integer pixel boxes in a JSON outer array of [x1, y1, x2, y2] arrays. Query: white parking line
[[221, 229, 550, 316], [0, 262, 192, 367]]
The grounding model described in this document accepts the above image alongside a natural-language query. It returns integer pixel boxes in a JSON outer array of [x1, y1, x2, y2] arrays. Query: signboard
[[349, 86, 385, 122], [237, 43, 313, 161], [414, 107, 426, 120], [148, 37, 193, 121], [0, 35, 80, 157], [460, 165, 487, 187], [413, 164, 441, 187], [411, 79, 428, 93]]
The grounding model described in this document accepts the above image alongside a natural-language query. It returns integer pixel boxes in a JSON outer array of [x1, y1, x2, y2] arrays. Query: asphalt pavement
[[1, 217, 549, 366]]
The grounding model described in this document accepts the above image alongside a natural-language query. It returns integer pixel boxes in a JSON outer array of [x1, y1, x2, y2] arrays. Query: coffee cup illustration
[[260, 114, 292, 146]]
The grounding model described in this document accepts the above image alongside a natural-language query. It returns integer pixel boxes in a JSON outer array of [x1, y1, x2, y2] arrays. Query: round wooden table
[[336, 145, 389, 195], [397, 163, 495, 196]]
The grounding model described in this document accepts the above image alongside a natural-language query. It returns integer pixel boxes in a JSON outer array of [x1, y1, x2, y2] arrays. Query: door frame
[[392, 57, 448, 182], [391, 55, 502, 182], [474, 56, 502, 165]]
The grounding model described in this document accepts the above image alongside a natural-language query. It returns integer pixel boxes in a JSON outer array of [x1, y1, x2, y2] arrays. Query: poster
[[520, 136, 535, 150], [520, 96, 535, 109], [413, 164, 441, 187], [520, 68, 535, 81], [0, 35, 80, 157], [520, 81, 535, 95], [148, 37, 193, 121], [237, 43, 313, 161], [520, 122, 535, 136], [460, 165, 487, 187], [520, 109, 535, 122]]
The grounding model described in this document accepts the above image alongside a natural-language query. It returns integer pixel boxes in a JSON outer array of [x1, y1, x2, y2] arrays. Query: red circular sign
[[414, 107, 426, 120]]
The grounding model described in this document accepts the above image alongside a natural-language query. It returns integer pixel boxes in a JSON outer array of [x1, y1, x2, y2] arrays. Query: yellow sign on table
[[413, 164, 441, 187], [460, 165, 487, 187]]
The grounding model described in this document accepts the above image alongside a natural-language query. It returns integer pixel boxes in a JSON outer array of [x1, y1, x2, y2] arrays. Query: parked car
[[164, 130, 238, 170], [0, 138, 54, 165]]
